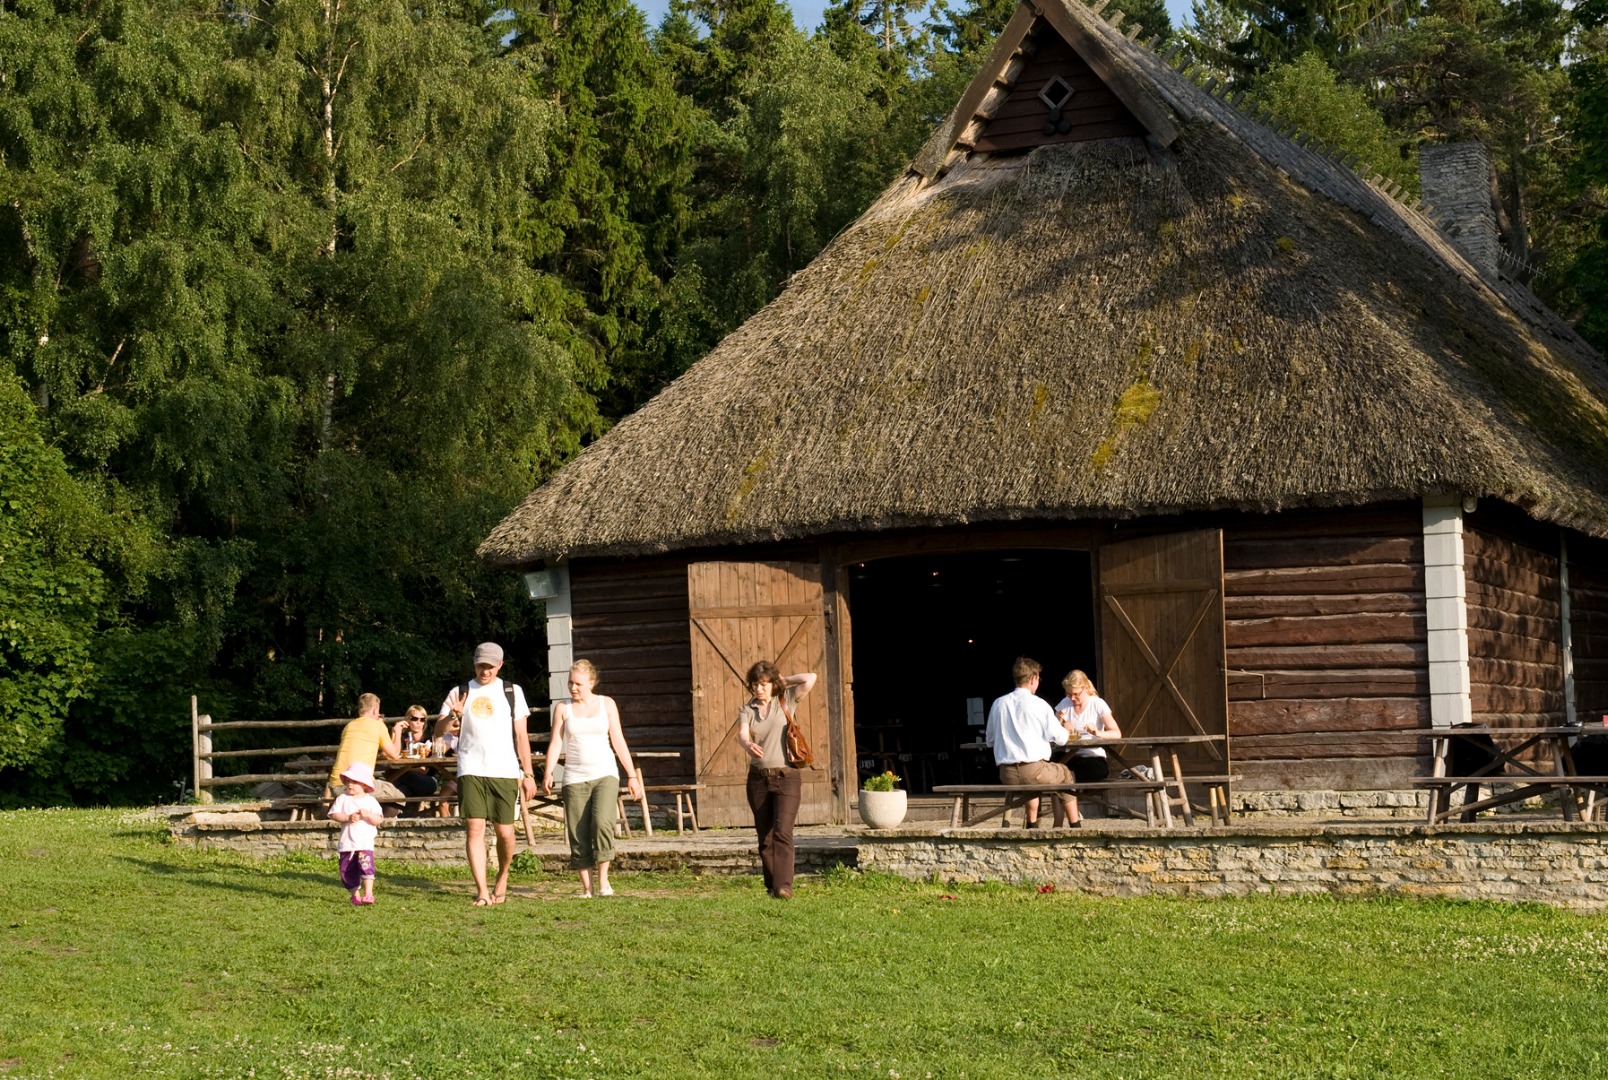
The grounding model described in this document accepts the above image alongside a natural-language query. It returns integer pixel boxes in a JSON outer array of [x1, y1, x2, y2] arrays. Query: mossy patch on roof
[[1092, 375, 1162, 470]]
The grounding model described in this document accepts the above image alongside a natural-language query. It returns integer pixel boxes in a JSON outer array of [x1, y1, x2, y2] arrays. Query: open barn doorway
[[846, 549, 1096, 795]]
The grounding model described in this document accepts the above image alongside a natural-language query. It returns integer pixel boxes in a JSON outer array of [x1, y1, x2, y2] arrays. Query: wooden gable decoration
[[913, 0, 1180, 178], [971, 25, 1145, 153]]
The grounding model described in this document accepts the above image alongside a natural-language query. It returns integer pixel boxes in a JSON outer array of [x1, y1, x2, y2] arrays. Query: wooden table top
[[1092, 734, 1226, 747], [1422, 726, 1586, 739], [963, 734, 1226, 751]]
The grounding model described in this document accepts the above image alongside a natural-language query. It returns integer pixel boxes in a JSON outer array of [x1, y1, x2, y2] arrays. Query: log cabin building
[[479, 0, 1608, 825]]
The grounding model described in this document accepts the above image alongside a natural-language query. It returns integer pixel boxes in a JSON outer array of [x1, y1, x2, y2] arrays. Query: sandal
[[471, 896, 492, 907], [489, 893, 507, 905], [597, 886, 615, 897], [350, 895, 364, 906]]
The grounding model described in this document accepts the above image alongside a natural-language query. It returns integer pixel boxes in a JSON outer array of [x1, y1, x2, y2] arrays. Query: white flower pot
[[858, 788, 908, 829]]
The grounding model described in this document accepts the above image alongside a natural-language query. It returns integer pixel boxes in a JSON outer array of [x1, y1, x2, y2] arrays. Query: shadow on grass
[[115, 855, 465, 902]]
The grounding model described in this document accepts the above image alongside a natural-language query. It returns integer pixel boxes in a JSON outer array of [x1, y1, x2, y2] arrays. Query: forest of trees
[[3, 0, 1606, 804]]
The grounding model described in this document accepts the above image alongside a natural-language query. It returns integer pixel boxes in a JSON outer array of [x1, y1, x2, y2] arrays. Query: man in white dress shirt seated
[[983, 656, 1079, 828]]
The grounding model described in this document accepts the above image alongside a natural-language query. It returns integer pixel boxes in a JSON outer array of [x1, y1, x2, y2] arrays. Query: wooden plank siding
[[568, 556, 697, 783], [1465, 516, 1564, 725], [1569, 532, 1608, 727], [971, 30, 1145, 154], [1222, 507, 1430, 791]]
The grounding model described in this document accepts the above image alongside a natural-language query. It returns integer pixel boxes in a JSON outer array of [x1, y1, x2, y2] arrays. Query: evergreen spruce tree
[[508, 0, 697, 416]]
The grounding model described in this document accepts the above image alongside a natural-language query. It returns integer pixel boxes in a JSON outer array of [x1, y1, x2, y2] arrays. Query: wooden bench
[[934, 780, 1168, 828], [644, 784, 702, 834], [1164, 774, 1241, 827], [934, 773, 1241, 829], [1410, 775, 1608, 823]]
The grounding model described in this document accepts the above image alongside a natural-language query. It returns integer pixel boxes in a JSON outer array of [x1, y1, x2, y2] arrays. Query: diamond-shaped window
[[1038, 75, 1076, 111]]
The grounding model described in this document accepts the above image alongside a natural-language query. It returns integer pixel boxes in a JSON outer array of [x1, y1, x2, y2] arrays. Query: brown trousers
[[998, 760, 1076, 824], [998, 760, 1075, 786], [746, 768, 801, 894]]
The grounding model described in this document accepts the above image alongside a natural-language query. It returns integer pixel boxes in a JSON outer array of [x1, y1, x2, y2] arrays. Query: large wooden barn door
[[1099, 531, 1229, 771], [688, 561, 832, 826]]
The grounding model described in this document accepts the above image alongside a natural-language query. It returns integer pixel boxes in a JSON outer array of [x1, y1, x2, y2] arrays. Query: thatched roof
[[480, 0, 1608, 568]]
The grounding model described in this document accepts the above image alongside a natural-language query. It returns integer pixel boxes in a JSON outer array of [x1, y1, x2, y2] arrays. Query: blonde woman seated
[[1054, 670, 1121, 824], [542, 660, 642, 898]]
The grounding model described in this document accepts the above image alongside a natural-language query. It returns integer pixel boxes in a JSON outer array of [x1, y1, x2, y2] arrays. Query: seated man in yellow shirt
[[327, 693, 406, 808]]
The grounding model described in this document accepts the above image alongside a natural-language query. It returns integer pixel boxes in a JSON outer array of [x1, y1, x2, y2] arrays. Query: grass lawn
[[2, 809, 1606, 1079]]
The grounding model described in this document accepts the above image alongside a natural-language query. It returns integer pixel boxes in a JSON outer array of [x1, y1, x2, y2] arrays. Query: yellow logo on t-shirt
[[470, 695, 495, 720]]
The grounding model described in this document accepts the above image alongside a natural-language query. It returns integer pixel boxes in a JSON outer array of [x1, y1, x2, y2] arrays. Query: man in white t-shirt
[[984, 656, 1078, 828], [439, 642, 537, 906]]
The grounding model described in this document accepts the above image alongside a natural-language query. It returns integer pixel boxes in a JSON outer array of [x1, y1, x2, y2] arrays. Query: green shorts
[[458, 774, 520, 824]]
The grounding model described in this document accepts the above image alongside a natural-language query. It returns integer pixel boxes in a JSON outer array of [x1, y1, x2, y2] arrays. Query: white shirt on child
[[329, 792, 382, 852]]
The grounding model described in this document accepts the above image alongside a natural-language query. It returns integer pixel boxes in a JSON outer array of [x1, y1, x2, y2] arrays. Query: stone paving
[[164, 798, 1608, 910]]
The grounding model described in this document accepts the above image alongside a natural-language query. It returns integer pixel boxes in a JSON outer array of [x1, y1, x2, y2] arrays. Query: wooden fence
[[188, 696, 551, 803]]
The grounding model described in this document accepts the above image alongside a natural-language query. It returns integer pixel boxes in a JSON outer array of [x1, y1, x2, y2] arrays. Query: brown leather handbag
[[781, 702, 814, 769]]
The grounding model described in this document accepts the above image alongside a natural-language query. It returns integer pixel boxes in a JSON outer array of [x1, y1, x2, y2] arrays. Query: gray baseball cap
[[472, 642, 504, 666]]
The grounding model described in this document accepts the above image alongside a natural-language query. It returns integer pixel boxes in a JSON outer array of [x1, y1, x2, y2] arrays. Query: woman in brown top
[[737, 660, 817, 899]]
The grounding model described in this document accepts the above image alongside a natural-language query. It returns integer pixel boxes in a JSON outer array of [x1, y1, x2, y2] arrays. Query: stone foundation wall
[[859, 822, 1608, 910], [176, 813, 551, 866], [170, 807, 852, 875], [171, 807, 1608, 911], [1232, 789, 1427, 817]]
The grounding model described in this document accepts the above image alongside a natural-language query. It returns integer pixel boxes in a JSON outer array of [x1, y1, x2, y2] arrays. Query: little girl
[[328, 762, 384, 905]]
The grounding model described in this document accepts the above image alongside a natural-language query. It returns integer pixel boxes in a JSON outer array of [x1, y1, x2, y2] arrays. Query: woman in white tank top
[[541, 660, 641, 898]]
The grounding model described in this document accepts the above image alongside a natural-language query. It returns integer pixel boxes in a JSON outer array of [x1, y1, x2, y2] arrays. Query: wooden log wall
[[1569, 532, 1608, 727], [1464, 510, 1563, 725], [1223, 507, 1429, 791], [568, 555, 697, 783]]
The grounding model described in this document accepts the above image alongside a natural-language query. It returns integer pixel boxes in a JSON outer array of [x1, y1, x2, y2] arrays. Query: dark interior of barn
[[846, 549, 1096, 794]]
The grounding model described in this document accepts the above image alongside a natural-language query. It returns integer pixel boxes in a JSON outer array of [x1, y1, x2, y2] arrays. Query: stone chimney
[[1419, 142, 1500, 274]]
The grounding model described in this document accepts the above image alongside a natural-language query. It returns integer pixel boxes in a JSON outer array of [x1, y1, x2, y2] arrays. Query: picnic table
[[1413, 726, 1608, 824], [531, 742, 701, 837], [947, 734, 1237, 828], [380, 752, 461, 815]]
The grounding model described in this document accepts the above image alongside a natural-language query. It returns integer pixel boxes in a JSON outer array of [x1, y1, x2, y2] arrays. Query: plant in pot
[[859, 771, 908, 829]]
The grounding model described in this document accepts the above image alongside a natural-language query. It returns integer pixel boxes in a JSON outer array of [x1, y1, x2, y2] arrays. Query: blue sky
[[631, 0, 1196, 36]]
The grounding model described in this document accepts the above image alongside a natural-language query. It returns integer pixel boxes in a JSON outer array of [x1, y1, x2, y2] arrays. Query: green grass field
[[2, 808, 1605, 1078]]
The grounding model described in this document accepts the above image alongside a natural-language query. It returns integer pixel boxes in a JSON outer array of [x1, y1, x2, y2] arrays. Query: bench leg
[[616, 794, 634, 839], [1426, 734, 1448, 824], [950, 796, 963, 829], [1169, 752, 1194, 827], [1151, 753, 1173, 828], [1209, 783, 1230, 826], [1561, 784, 1582, 823]]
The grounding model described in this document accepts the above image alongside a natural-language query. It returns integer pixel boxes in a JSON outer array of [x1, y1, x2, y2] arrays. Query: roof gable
[[971, 27, 1146, 152], [914, 0, 1179, 179]]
